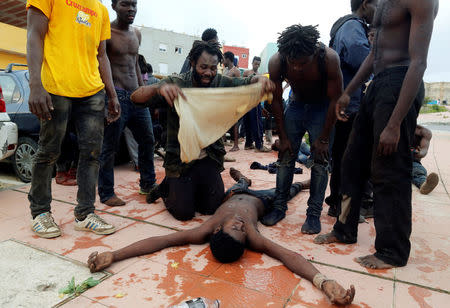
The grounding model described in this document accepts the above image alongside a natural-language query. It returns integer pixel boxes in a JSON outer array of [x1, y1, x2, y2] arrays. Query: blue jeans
[[297, 142, 311, 165], [273, 100, 333, 217], [243, 105, 263, 149], [98, 89, 156, 202], [29, 90, 105, 220], [412, 161, 427, 188]]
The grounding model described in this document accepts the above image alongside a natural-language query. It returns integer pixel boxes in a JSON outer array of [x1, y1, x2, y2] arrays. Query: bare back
[[107, 25, 141, 91], [372, 0, 439, 74]]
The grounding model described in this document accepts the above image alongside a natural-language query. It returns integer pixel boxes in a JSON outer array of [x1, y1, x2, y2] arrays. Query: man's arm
[[131, 81, 186, 108], [26, 7, 53, 121], [88, 221, 216, 272], [135, 29, 144, 87], [97, 40, 120, 123], [336, 50, 374, 121], [246, 227, 355, 305], [378, 0, 438, 155], [268, 53, 292, 154], [311, 50, 343, 161]]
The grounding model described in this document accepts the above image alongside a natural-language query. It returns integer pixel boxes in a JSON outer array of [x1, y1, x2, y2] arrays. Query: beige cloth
[[174, 83, 272, 163]]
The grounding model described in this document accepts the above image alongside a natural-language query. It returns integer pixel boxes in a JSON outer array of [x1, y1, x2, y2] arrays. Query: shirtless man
[[242, 57, 270, 152], [315, 0, 439, 269], [87, 169, 355, 305], [98, 0, 157, 206], [223, 51, 242, 152], [262, 25, 343, 231]]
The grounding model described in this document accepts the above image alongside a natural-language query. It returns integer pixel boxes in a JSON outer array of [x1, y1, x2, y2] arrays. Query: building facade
[[425, 82, 450, 104], [0, 0, 27, 69], [138, 27, 200, 75], [223, 45, 249, 69], [258, 43, 277, 75]]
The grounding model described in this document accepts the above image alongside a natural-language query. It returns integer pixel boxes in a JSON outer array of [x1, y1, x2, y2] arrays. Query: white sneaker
[[74, 213, 116, 235], [31, 212, 61, 238]]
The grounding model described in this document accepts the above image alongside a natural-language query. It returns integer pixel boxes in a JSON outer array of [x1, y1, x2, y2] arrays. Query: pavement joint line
[[11, 188, 450, 296], [432, 138, 450, 199], [308, 259, 450, 295]]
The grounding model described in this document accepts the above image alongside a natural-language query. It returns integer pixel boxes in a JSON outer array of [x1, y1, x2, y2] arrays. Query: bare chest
[[109, 29, 140, 56], [373, 0, 407, 29]]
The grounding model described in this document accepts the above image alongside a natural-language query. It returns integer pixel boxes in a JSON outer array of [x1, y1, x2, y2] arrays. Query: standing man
[[180, 28, 218, 74], [223, 51, 242, 152], [315, 0, 439, 269], [243, 57, 270, 152], [326, 0, 378, 217], [26, 0, 120, 238], [131, 41, 274, 221], [98, 0, 157, 206], [262, 25, 343, 232]]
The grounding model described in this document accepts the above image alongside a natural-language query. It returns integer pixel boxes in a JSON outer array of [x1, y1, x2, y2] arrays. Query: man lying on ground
[[87, 169, 355, 305]]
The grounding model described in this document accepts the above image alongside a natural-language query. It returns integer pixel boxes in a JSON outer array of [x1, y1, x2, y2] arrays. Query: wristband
[[313, 273, 335, 290]]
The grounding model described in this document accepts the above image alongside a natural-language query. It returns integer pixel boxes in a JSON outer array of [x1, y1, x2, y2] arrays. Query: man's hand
[[88, 251, 114, 273], [262, 108, 270, 118], [106, 96, 121, 124], [322, 281, 355, 305], [29, 84, 53, 120], [311, 139, 329, 162], [159, 84, 186, 107], [258, 77, 275, 94], [275, 138, 293, 157], [335, 93, 351, 122], [377, 125, 400, 156]]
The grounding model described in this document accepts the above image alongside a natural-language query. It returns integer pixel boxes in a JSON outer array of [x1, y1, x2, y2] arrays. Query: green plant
[[420, 105, 447, 114], [59, 277, 100, 296]]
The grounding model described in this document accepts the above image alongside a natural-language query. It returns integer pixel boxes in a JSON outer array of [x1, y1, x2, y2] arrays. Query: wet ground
[[0, 122, 449, 307]]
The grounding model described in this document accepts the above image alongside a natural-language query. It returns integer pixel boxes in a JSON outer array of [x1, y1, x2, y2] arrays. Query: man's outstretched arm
[[246, 228, 355, 305], [88, 223, 215, 272]]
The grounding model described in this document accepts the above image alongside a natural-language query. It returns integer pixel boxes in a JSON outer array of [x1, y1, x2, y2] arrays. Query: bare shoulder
[[404, 0, 439, 15], [324, 47, 341, 76], [268, 52, 282, 81]]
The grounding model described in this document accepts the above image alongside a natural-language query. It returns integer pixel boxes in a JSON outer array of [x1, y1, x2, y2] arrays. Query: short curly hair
[[209, 229, 245, 263]]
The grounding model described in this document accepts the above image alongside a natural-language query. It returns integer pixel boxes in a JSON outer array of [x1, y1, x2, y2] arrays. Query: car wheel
[[13, 137, 38, 183]]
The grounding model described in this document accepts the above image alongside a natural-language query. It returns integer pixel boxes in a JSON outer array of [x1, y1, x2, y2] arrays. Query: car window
[[0, 75, 21, 104]]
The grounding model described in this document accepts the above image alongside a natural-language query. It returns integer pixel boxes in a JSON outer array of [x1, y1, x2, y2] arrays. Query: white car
[[0, 112, 18, 161]]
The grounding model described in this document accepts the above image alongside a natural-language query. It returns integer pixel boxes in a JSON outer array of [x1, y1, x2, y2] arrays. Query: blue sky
[[106, 0, 450, 82]]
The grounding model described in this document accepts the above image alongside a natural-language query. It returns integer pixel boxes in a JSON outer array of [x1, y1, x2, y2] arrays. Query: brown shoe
[[103, 195, 126, 207], [420, 172, 439, 195], [229, 167, 252, 186], [224, 155, 236, 162], [55, 171, 77, 186]]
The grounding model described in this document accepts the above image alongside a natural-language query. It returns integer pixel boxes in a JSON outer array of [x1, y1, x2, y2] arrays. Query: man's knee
[[168, 206, 195, 221]]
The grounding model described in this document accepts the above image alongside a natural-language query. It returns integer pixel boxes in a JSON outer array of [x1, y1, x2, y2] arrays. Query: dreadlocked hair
[[277, 24, 320, 58], [188, 40, 224, 65]]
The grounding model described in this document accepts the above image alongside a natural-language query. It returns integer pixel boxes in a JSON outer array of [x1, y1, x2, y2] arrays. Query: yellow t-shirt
[[26, 0, 111, 97]]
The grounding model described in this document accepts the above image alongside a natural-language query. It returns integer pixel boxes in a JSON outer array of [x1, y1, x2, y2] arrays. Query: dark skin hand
[[413, 125, 432, 159], [26, 7, 53, 121], [338, 0, 439, 156], [269, 47, 343, 161], [87, 176, 354, 305]]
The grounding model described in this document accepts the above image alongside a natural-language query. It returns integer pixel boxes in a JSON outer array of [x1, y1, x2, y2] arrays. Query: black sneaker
[[146, 184, 161, 204], [327, 206, 338, 217], [301, 215, 321, 234]]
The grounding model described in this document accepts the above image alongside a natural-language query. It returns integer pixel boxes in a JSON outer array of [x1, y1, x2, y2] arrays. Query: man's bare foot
[[103, 195, 126, 207], [229, 145, 239, 152], [229, 167, 252, 186], [224, 155, 236, 162], [88, 251, 114, 273], [322, 281, 355, 305], [314, 230, 340, 244], [354, 254, 394, 269]]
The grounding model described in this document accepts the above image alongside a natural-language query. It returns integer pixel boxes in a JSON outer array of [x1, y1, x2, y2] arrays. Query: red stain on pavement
[[62, 235, 112, 256], [408, 286, 432, 308]]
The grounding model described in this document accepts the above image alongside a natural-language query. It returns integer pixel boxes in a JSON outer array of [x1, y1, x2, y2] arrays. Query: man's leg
[[195, 158, 225, 215], [243, 110, 254, 149], [98, 91, 129, 205], [301, 102, 334, 234], [261, 103, 304, 226], [163, 175, 196, 221], [327, 115, 355, 216], [411, 161, 427, 189], [123, 127, 139, 168], [28, 95, 71, 238], [127, 103, 156, 194], [315, 92, 374, 244], [72, 91, 111, 225]]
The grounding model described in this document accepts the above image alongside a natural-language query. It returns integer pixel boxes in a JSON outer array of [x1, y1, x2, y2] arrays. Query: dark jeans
[[273, 99, 333, 216], [225, 179, 303, 213], [333, 66, 423, 267], [244, 105, 263, 149], [56, 121, 79, 172], [161, 157, 225, 221], [98, 89, 156, 202], [29, 90, 105, 220], [412, 161, 427, 188]]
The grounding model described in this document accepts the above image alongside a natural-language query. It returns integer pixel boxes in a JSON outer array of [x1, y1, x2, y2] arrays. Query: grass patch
[[420, 105, 448, 114]]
